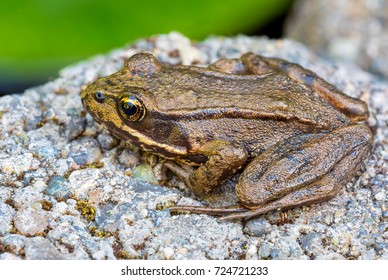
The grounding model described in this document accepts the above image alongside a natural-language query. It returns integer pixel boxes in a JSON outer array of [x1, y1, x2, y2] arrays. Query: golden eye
[[118, 95, 146, 122]]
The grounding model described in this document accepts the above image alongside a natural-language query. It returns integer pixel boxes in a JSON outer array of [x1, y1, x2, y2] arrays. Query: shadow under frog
[[81, 52, 373, 220]]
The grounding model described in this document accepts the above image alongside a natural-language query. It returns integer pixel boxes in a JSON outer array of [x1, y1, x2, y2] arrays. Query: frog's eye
[[94, 91, 105, 103], [118, 95, 146, 122]]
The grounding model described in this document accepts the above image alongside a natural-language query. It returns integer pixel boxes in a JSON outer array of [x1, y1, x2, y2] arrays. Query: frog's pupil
[[119, 95, 145, 122], [121, 100, 138, 116]]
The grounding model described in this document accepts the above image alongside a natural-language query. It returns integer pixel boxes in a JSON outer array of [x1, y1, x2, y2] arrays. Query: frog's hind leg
[[222, 123, 373, 220], [241, 52, 369, 122]]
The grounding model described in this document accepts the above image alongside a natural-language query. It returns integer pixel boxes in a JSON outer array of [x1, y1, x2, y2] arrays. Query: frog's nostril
[[94, 91, 105, 103]]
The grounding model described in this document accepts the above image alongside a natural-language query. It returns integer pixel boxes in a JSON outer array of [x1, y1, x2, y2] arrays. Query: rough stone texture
[[0, 202, 15, 235], [286, 0, 388, 79], [13, 208, 48, 236], [0, 32, 387, 260], [24, 237, 64, 260]]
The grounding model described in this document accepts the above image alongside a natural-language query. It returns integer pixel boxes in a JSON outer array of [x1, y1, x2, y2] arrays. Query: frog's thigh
[[233, 124, 372, 219]]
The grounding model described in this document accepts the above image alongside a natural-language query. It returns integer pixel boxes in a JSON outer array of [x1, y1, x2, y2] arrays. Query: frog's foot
[[240, 52, 369, 122]]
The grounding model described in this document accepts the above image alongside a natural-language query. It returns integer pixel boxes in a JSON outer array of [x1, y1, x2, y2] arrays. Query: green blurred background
[[0, 0, 293, 95]]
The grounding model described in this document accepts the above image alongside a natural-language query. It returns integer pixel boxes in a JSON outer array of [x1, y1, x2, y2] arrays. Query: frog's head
[[81, 53, 188, 157]]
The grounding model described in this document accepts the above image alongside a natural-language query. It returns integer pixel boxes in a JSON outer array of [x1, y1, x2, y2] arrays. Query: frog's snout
[[80, 85, 90, 100]]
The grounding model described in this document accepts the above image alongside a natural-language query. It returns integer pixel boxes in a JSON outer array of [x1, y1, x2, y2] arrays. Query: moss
[[63, 170, 71, 179], [41, 200, 53, 211], [88, 226, 96, 236], [75, 200, 96, 222], [118, 250, 128, 259], [95, 230, 110, 238], [88, 226, 113, 238], [85, 161, 105, 169], [155, 200, 175, 210], [5, 197, 15, 207], [9, 220, 20, 235], [36, 118, 48, 128]]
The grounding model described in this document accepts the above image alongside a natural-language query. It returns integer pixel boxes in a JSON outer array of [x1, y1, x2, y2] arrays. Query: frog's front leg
[[171, 123, 372, 220], [165, 139, 248, 195]]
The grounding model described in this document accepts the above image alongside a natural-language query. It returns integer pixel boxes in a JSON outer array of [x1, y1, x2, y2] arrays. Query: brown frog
[[81, 52, 373, 220]]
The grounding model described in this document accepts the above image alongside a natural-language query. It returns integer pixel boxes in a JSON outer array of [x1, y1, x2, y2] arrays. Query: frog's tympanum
[[81, 52, 373, 220]]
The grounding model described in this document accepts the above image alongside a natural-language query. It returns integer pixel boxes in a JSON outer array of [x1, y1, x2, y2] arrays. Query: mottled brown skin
[[81, 52, 373, 220]]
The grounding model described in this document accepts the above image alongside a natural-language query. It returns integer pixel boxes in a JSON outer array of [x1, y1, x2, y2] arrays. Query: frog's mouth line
[[100, 115, 189, 159]]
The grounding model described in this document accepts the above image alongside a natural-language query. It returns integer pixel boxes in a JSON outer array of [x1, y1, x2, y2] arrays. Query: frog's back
[[143, 66, 350, 131]]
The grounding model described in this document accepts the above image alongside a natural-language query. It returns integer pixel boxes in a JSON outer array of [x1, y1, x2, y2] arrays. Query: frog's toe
[[169, 204, 248, 217]]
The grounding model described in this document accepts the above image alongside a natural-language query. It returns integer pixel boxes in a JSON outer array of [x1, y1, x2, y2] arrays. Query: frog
[[81, 52, 373, 220]]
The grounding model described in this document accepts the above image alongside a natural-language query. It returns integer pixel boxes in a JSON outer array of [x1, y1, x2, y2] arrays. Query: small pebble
[[243, 218, 271, 237], [118, 149, 140, 168], [258, 242, 272, 259], [68, 137, 101, 165], [300, 233, 322, 253], [246, 245, 258, 259], [36, 146, 60, 159], [0, 153, 33, 175], [24, 237, 64, 260], [163, 247, 174, 259], [97, 132, 120, 150], [14, 208, 48, 236], [46, 176, 72, 200], [1, 234, 27, 253], [132, 164, 156, 183], [63, 113, 85, 141], [12, 186, 43, 209], [0, 202, 15, 235], [0, 253, 22, 260], [23, 170, 46, 186], [374, 191, 385, 201]]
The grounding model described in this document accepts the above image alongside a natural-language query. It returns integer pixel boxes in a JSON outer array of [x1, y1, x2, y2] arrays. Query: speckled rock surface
[[0, 32, 387, 260], [286, 0, 388, 79]]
